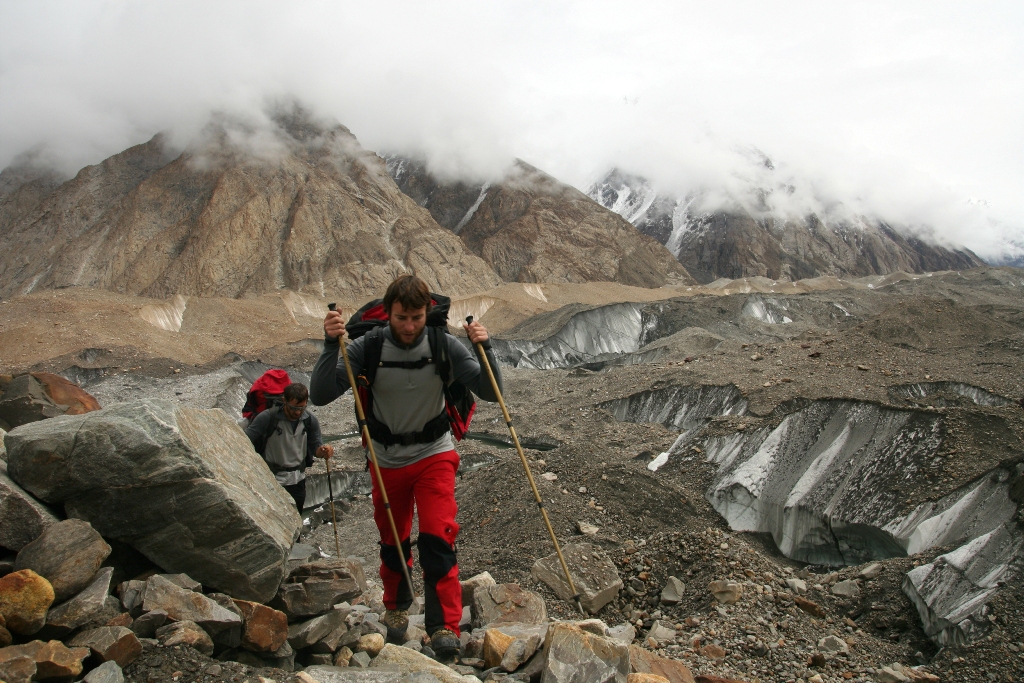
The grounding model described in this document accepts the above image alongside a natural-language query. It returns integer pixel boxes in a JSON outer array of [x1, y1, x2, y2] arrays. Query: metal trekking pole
[[324, 454, 341, 559], [466, 316, 585, 615], [328, 304, 416, 603]]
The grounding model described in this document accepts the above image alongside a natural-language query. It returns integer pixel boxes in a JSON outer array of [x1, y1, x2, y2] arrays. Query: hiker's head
[[384, 275, 430, 345], [282, 383, 308, 417]]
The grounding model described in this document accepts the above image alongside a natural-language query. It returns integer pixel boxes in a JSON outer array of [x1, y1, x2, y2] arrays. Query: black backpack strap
[[428, 326, 452, 385], [360, 326, 386, 388]]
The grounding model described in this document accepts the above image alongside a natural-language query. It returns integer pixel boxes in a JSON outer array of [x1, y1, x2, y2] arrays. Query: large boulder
[[5, 400, 301, 602], [0, 374, 99, 429], [14, 519, 111, 602], [0, 460, 60, 552], [370, 643, 479, 682]]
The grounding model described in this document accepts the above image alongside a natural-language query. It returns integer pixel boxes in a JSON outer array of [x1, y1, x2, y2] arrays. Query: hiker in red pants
[[309, 275, 503, 659]]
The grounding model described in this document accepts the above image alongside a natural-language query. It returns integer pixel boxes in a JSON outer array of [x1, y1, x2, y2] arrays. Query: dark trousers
[[283, 480, 306, 512]]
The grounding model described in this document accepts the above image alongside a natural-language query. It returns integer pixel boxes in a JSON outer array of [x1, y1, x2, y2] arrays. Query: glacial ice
[[888, 381, 1013, 407], [140, 294, 188, 332], [492, 303, 649, 369]]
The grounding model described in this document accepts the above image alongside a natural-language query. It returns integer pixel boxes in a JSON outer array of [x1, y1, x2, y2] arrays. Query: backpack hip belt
[[268, 463, 304, 474], [366, 409, 451, 447]]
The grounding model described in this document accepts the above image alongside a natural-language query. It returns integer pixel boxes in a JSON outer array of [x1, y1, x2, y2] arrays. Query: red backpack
[[242, 369, 292, 421], [345, 293, 475, 444]]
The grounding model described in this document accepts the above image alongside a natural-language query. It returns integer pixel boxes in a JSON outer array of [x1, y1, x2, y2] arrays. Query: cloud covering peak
[[1, 0, 1021, 259]]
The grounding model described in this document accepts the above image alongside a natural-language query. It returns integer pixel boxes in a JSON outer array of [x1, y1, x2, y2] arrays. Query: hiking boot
[[429, 628, 461, 660], [382, 609, 409, 643]]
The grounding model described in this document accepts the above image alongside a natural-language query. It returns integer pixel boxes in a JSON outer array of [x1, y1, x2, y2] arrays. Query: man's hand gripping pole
[[328, 303, 416, 603], [466, 315, 585, 615]]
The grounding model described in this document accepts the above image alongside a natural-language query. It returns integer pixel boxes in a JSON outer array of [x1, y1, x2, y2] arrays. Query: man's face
[[389, 301, 427, 346], [283, 398, 307, 419]]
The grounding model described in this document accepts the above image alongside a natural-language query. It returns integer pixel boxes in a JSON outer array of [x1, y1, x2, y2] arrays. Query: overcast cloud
[[1, 1, 1021, 259]]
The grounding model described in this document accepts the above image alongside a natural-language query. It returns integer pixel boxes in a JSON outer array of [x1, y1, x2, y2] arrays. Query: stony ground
[[6, 267, 1024, 682]]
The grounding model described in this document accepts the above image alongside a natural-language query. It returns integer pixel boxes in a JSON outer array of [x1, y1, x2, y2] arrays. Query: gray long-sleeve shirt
[[310, 325, 503, 468]]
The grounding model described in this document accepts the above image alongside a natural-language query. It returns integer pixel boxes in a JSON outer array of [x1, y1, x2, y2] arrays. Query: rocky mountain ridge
[[386, 157, 694, 288], [588, 169, 985, 284], [0, 113, 502, 301]]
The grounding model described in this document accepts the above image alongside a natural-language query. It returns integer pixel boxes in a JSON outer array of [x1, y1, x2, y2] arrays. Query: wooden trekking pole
[[323, 454, 341, 558], [466, 316, 585, 615], [328, 304, 416, 602]]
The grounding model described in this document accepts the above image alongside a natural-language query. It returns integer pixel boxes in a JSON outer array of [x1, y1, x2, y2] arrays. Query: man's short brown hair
[[283, 383, 309, 404], [383, 275, 431, 314]]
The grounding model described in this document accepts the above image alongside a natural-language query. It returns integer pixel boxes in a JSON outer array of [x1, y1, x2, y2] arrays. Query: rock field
[[2, 267, 1024, 682]]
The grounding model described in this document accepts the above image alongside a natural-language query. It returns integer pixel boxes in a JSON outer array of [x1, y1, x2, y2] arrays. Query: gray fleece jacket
[[309, 326, 503, 468]]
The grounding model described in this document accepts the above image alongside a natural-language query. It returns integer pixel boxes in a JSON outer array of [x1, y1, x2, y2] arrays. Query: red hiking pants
[[371, 450, 461, 635]]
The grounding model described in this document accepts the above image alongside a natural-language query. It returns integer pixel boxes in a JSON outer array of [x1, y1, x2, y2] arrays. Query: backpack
[[242, 369, 292, 421], [345, 293, 475, 445]]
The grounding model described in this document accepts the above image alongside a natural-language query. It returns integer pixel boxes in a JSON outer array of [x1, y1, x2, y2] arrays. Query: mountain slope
[[386, 157, 694, 288], [589, 169, 985, 284], [0, 114, 502, 299]]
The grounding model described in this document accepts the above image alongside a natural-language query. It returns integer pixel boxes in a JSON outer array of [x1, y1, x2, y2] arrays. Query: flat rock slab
[[0, 639, 90, 681], [305, 664, 443, 682], [542, 622, 630, 683], [0, 460, 59, 552], [370, 644, 479, 682], [43, 566, 114, 637], [0, 654, 35, 683], [532, 543, 622, 614], [288, 609, 346, 650], [0, 569, 54, 635], [6, 400, 302, 602], [471, 583, 546, 629], [143, 575, 241, 632], [15, 519, 111, 603], [274, 560, 367, 620]]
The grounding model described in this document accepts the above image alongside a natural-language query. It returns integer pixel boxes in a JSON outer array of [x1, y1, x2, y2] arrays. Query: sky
[[1, 1, 1022, 259]]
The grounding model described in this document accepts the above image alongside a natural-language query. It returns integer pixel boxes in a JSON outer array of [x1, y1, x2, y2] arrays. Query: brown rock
[[355, 632, 385, 657], [531, 543, 623, 614], [232, 599, 288, 653], [155, 621, 214, 656], [543, 622, 630, 683], [106, 613, 133, 628], [698, 644, 726, 660], [333, 645, 353, 667], [470, 583, 546, 629], [794, 596, 826, 618], [30, 374, 101, 416], [14, 519, 111, 603], [0, 625, 10, 648], [128, 609, 166, 638], [0, 654, 35, 683], [695, 676, 747, 683], [483, 629, 515, 669], [629, 645, 696, 683], [628, 675, 670, 683], [273, 560, 366, 620], [707, 580, 742, 605], [0, 640, 90, 681], [0, 569, 55, 635], [68, 626, 142, 668]]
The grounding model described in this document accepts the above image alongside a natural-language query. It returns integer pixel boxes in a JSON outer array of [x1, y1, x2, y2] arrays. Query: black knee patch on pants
[[380, 536, 411, 573], [380, 537, 414, 609], [417, 533, 457, 585]]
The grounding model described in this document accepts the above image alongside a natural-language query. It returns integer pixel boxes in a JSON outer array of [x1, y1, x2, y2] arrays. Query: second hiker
[[309, 274, 503, 659]]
